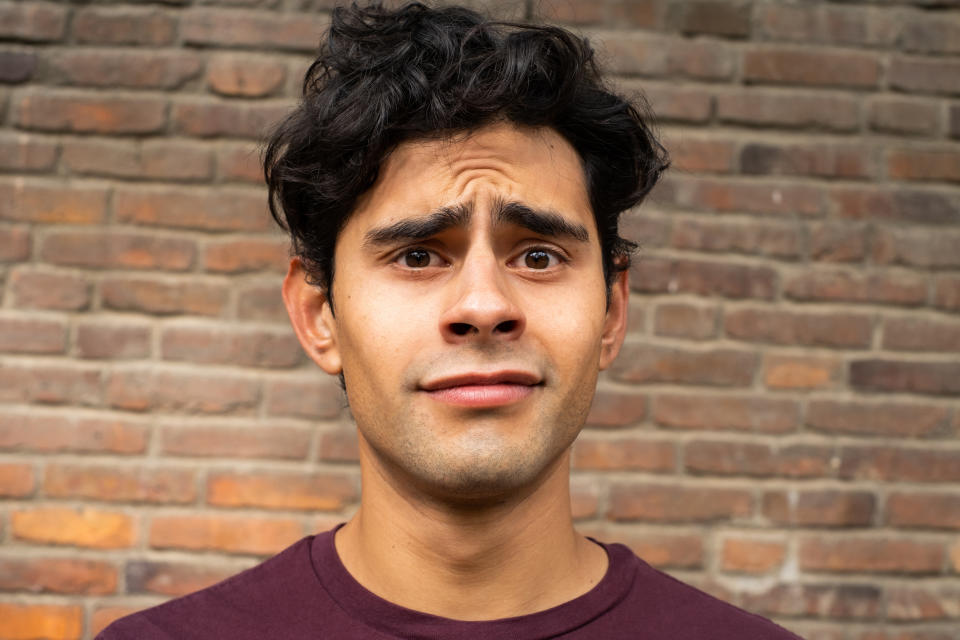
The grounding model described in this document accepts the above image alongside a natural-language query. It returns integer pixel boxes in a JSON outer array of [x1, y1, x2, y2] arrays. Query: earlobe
[[598, 269, 629, 371], [282, 258, 343, 375]]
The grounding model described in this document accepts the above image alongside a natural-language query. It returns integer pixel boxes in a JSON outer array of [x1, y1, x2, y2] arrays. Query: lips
[[419, 370, 542, 391], [418, 370, 542, 408]]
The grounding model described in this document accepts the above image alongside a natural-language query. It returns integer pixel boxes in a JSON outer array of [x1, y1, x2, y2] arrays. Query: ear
[[598, 269, 629, 371], [282, 258, 342, 375]]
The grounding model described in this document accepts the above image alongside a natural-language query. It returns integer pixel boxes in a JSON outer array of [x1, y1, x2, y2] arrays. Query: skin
[[283, 122, 629, 620]]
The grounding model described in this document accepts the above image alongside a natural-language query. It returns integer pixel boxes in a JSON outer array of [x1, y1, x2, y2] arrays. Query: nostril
[[450, 322, 475, 336], [494, 320, 517, 334]]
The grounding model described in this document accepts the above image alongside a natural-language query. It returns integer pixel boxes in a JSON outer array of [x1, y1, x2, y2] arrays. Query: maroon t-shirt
[[98, 528, 801, 639]]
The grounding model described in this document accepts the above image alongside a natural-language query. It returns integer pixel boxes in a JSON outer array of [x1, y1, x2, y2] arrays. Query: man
[[100, 3, 800, 638]]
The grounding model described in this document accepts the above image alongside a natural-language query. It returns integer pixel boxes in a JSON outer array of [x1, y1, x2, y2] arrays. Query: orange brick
[[207, 471, 356, 511], [572, 437, 675, 472], [203, 237, 289, 273], [584, 389, 647, 428], [91, 606, 142, 636], [0, 413, 148, 454], [0, 463, 34, 497], [126, 560, 239, 597], [0, 178, 107, 224], [206, 55, 287, 97], [652, 394, 798, 433], [160, 423, 311, 460], [105, 368, 259, 414], [764, 354, 843, 390], [799, 537, 944, 574], [722, 538, 786, 573], [763, 490, 875, 527], [0, 603, 82, 640], [12, 507, 135, 549], [0, 557, 117, 594], [114, 186, 270, 232], [316, 428, 360, 463], [617, 533, 704, 569], [44, 464, 196, 504], [608, 483, 753, 523], [149, 514, 303, 555]]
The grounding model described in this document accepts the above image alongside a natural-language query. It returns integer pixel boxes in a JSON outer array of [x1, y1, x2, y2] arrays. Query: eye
[[522, 248, 561, 270], [396, 248, 442, 269]]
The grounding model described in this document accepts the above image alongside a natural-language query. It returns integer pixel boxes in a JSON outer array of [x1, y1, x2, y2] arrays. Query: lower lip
[[425, 384, 535, 408]]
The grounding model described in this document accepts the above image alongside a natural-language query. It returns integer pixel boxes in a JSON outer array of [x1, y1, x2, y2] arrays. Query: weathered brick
[[669, 219, 801, 260], [149, 514, 303, 555], [610, 344, 757, 386], [741, 583, 882, 620], [538, 0, 664, 28], [831, 187, 960, 225], [868, 97, 941, 137], [764, 354, 843, 390], [216, 142, 264, 183], [238, 282, 288, 322], [50, 50, 201, 90], [126, 561, 238, 597], [741, 142, 873, 179], [662, 135, 735, 174], [316, 428, 360, 462], [0, 315, 65, 354], [902, 13, 960, 55], [934, 275, 960, 312], [799, 538, 944, 574], [615, 532, 704, 569], [887, 493, 960, 530], [0, 463, 34, 497], [0, 2, 67, 42], [631, 255, 777, 299], [640, 83, 712, 123], [584, 388, 646, 427], [685, 441, 776, 476], [725, 308, 872, 349], [12, 507, 135, 549], [182, 8, 328, 51], [886, 586, 960, 622], [775, 445, 837, 479], [756, 4, 899, 47], [9, 267, 90, 310], [840, 446, 960, 483], [40, 230, 196, 271], [850, 360, 960, 396], [73, 7, 176, 45], [763, 490, 875, 527], [160, 423, 311, 460], [601, 33, 735, 80], [172, 99, 291, 139], [207, 470, 356, 511], [608, 483, 753, 523], [744, 47, 880, 88], [44, 464, 196, 504], [669, 1, 750, 38], [951, 104, 960, 139], [661, 175, 824, 217], [0, 413, 148, 454], [203, 237, 288, 273], [0, 603, 82, 640], [653, 394, 798, 433], [207, 55, 287, 97], [16, 91, 167, 134], [265, 376, 345, 419], [0, 133, 55, 171], [808, 400, 951, 438], [721, 538, 786, 573], [0, 225, 29, 262], [0, 49, 36, 83], [883, 317, 960, 353], [889, 56, 960, 96], [888, 147, 960, 184], [808, 222, 866, 263], [572, 436, 675, 471], [76, 320, 152, 360], [161, 325, 302, 368], [0, 557, 117, 594], [653, 302, 718, 340], [0, 364, 101, 406], [716, 89, 860, 131], [100, 276, 229, 316], [873, 227, 960, 269], [784, 269, 927, 306], [61, 139, 214, 182], [0, 178, 107, 224], [115, 186, 270, 232], [105, 368, 260, 414]]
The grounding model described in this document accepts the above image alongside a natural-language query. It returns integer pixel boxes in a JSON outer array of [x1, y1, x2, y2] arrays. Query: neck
[[334, 438, 607, 620]]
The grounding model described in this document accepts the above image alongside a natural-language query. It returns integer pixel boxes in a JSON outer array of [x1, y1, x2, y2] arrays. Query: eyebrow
[[493, 200, 590, 243]]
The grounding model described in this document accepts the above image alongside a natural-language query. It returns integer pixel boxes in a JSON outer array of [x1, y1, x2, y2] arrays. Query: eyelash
[[392, 246, 567, 270]]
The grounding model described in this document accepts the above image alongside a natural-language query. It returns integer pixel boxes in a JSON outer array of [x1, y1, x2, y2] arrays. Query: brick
[[0, 413, 148, 454], [0, 2, 67, 41], [840, 446, 960, 483], [106, 368, 260, 414], [149, 514, 303, 555], [756, 4, 899, 47], [608, 483, 752, 523], [0, 178, 107, 224], [685, 441, 776, 476], [0, 364, 101, 406], [775, 445, 836, 478], [640, 84, 712, 123], [764, 354, 843, 390], [0, 463, 34, 497], [216, 142, 264, 183], [873, 227, 960, 269], [808, 400, 951, 438], [784, 269, 927, 306], [16, 91, 166, 134], [952, 104, 960, 139], [238, 282, 288, 321], [12, 507, 135, 548], [883, 318, 960, 352], [41, 230, 196, 271], [725, 308, 872, 349], [50, 50, 201, 90], [741, 142, 873, 179], [902, 13, 960, 55], [203, 237, 288, 273], [101, 276, 229, 316], [0, 315, 65, 354], [584, 388, 646, 427], [889, 147, 960, 184], [207, 55, 287, 97], [9, 268, 90, 310], [599, 33, 735, 80], [0, 603, 82, 640], [0, 557, 116, 594], [662, 135, 735, 174], [172, 99, 291, 139], [265, 377, 344, 419], [887, 493, 960, 530], [669, 219, 801, 260], [653, 394, 798, 433], [610, 344, 757, 387], [76, 321, 152, 360], [44, 464, 196, 504], [716, 89, 860, 132], [91, 607, 141, 637], [126, 561, 237, 597], [0, 49, 36, 83], [886, 586, 960, 622], [160, 325, 301, 368], [653, 302, 717, 340], [889, 56, 960, 96], [721, 538, 786, 573], [669, 1, 750, 38], [207, 470, 356, 511], [160, 423, 311, 460], [934, 275, 960, 312], [869, 97, 941, 137], [661, 175, 824, 217], [799, 538, 944, 574], [741, 583, 882, 620], [115, 186, 271, 232], [832, 187, 960, 225], [0, 132, 54, 171], [316, 428, 359, 462], [850, 360, 960, 396], [630, 256, 777, 299], [764, 491, 875, 527], [182, 8, 327, 50], [538, 0, 663, 28], [61, 139, 214, 182], [743, 47, 880, 88], [810, 222, 867, 263], [0, 225, 29, 262], [73, 7, 176, 45], [615, 533, 703, 569], [572, 436, 675, 471]]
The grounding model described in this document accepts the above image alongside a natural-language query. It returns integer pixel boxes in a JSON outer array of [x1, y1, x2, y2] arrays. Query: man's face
[[313, 123, 627, 502]]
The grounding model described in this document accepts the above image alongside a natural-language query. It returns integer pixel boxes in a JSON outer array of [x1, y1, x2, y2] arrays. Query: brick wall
[[1, 0, 959, 638]]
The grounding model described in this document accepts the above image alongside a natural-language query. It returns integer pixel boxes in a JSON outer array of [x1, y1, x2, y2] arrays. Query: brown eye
[[404, 249, 431, 268], [524, 250, 551, 269]]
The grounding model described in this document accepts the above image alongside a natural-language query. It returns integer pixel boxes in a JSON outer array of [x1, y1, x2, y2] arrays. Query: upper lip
[[419, 370, 542, 391]]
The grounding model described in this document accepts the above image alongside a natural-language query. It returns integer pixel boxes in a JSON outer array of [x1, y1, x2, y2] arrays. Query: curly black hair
[[264, 2, 668, 300]]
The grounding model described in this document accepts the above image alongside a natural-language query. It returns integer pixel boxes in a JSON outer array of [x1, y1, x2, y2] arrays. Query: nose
[[439, 250, 525, 343]]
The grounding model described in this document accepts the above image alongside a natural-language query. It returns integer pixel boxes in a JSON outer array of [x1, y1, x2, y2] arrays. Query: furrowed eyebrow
[[362, 204, 472, 248], [494, 200, 590, 243]]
